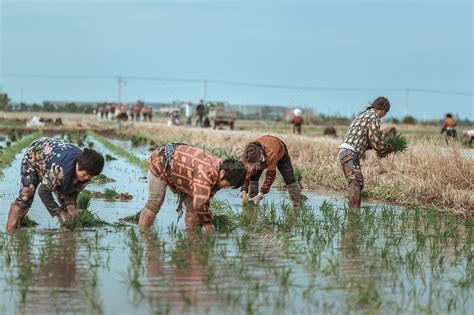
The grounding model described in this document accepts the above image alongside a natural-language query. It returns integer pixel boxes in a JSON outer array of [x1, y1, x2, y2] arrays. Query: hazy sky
[[1, 0, 472, 119]]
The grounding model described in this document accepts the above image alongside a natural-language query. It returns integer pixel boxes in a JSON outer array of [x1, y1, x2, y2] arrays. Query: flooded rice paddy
[[0, 135, 473, 314]]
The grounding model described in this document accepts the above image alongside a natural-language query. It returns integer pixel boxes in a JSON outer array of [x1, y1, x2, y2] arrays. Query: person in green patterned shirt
[[338, 97, 393, 208]]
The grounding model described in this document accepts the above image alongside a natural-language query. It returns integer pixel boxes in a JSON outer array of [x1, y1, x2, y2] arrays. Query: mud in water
[[0, 136, 472, 314]]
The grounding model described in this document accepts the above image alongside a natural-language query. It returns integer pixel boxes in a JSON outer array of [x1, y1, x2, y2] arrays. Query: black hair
[[446, 113, 453, 118], [77, 148, 104, 176], [364, 96, 391, 113], [219, 159, 246, 189], [243, 142, 264, 164]]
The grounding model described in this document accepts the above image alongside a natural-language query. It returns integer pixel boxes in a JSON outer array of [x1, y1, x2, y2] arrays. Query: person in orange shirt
[[291, 115, 303, 135], [441, 113, 458, 141], [241, 135, 301, 209]]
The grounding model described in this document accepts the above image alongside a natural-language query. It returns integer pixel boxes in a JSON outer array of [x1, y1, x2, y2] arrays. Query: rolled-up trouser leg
[[144, 171, 167, 214], [339, 149, 364, 209]]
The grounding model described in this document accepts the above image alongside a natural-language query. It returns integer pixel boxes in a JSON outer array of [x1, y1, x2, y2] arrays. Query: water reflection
[[10, 231, 100, 314], [141, 232, 217, 313]]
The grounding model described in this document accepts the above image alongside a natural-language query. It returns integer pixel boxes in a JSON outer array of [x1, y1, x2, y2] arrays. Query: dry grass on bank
[[123, 124, 474, 217]]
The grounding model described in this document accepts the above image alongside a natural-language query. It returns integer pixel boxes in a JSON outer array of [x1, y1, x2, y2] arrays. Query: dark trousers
[[250, 149, 296, 185]]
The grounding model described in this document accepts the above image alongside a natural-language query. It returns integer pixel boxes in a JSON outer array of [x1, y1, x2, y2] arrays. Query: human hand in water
[[66, 205, 78, 220], [202, 223, 215, 234], [249, 192, 264, 206]]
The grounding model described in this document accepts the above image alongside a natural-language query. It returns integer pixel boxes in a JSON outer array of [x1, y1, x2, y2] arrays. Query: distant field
[[1, 111, 472, 144]]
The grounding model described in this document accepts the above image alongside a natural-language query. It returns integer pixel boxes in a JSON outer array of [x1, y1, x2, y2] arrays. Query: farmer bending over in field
[[441, 113, 458, 142], [338, 97, 393, 208], [6, 137, 104, 231], [241, 135, 301, 209], [138, 143, 246, 233]]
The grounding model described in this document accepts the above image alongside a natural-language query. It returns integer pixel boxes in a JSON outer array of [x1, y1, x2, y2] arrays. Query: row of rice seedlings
[[105, 154, 117, 161], [210, 198, 474, 313], [62, 132, 87, 147], [7, 129, 24, 143], [91, 173, 116, 184], [89, 131, 148, 171], [0, 131, 43, 177], [90, 188, 133, 201], [131, 134, 156, 147]]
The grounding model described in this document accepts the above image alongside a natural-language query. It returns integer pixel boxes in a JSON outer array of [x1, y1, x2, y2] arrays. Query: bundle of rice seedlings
[[64, 210, 110, 229], [131, 134, 148, 147], [385, 133, 408, 154], [103, 188, 119, 200], [91, 174, 116, 184], [294, 167, 303, 184], [211, 199, 241, 232], [20, 216, 39, 228], [105, 154, 117, 161], [77, 190, 92, 210], [120, 211, 141, 224]]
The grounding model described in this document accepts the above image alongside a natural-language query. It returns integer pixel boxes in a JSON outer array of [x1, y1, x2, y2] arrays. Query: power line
[[2, 73, 472, 96]]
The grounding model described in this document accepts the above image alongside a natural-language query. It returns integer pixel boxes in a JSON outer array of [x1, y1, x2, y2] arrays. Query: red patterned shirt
[[148, 145, 222, 223]]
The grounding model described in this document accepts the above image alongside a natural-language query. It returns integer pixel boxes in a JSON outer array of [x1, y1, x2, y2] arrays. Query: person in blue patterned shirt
[[6, 137, 104, 231], [338, 97, 393, 208]]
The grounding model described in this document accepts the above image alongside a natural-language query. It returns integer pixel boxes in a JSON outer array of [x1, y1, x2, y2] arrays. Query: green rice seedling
[[103, 188, 119, 200], [105, 154, 117, 161], [0, 131, 42, 177], [385, 133, 408, 154], [89, 132, 148, 170], [77, 190, 92, 210], [273, 266, 293, 288], [294, 166, 304, 185], [7, 129, 19, 142], [64, 209, 110, 229], [120, 211, 141, 224], [131, 134, 148, 147], [234, 233, 250, 252], [91, 174, 115, 184], [211, 199, 241, 233], [19, 216, 39, 228], [352, 280, 382, 308]]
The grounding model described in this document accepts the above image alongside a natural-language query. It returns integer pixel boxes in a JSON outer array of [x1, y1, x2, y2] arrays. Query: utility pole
[[118, 76, 122, 104], [405, 88, 409, 117], [123, 80, 128, 105], [203, 80, 207, 101]]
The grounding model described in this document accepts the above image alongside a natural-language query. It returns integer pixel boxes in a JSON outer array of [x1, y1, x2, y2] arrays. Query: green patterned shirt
[[342, 108, 390, 157]]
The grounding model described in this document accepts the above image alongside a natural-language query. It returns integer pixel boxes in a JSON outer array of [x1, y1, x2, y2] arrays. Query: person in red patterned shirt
[[138, 143, 246, 233]]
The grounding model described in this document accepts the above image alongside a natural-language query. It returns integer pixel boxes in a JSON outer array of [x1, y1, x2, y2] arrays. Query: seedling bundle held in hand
[[63, 190, 110, 229], [385, 133, 408, 154]]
